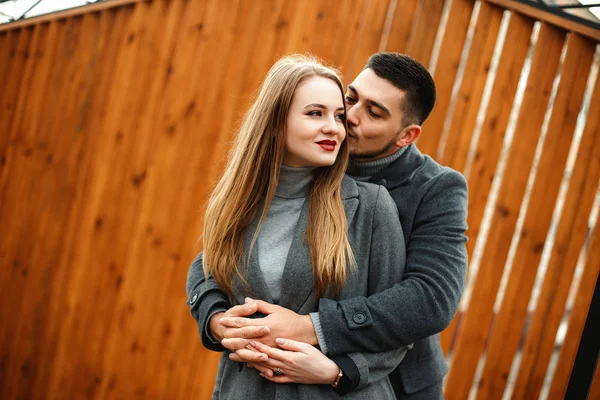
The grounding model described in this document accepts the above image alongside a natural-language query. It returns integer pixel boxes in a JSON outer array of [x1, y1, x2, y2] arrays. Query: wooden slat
[[476, 33, 596, 400], [417, 0, 475, 158], [30, 10, 128, 399], [0, 27, 45, 397], [35, 4, 141, 397], [484, 0, 600, 42], [345, 0, 392, 80], [439, 2, 504, 171], [464, 11, 534, 262], [510, 59, 600, 400], [445, 23, 566, 400], [547, 224, 600, 398], [384, 0, 420, 52], [0, 27, 33, 202], [404, 0, 447, 67], [440, 311, 461, 355]]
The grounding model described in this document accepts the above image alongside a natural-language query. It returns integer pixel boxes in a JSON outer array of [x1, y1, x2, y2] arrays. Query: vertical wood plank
[[417, 0, 475, 158], [439, 3, 504, 171], [547, 224, 600, 399], [384, 0, 420, 53], [345, 0, 392, 80], [476, 33, 596, 400], [404, 0, 446, 67], [445, 23, 566, 400], [510, 55, 600, 400], [464, 12, 534, 262]]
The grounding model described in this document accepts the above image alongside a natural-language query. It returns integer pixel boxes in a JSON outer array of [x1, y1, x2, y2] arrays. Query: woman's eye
[[307, 110, 322, 116], [336, 114, 346, 122]]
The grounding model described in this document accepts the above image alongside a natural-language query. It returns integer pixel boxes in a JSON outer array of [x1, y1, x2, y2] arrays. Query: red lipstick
[[317, 140, 337, 152]]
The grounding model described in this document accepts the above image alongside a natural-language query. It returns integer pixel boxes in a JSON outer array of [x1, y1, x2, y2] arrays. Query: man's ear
[[396, 124, 421, 147]]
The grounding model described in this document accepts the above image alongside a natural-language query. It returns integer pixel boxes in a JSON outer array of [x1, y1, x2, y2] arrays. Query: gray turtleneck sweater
[[257, 165, 313, 302], [346, 146, 408, 181]]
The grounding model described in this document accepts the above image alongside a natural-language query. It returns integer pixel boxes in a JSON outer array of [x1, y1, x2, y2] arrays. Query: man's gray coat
[[320, 144, 469, 397], [187, 176, 410, 399]]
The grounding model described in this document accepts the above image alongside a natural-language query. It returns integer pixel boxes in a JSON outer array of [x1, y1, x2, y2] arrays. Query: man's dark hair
[[365, 52, 436, 125]]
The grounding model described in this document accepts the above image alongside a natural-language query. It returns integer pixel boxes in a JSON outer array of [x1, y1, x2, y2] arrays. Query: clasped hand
[[209, 298, 338, 384]]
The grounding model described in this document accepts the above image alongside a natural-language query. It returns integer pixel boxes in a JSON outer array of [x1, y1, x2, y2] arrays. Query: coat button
[[353, 312, 366, 324], [190, 293, 198, 304]]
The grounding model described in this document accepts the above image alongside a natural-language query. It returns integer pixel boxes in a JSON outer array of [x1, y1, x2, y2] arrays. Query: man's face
[[345, 68, 407, 162]]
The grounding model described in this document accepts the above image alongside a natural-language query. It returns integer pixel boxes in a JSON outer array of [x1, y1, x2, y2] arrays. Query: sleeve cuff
[[310, 312, 329, 355], [204, 308, 227, 346], [331, 355, 360, 395]]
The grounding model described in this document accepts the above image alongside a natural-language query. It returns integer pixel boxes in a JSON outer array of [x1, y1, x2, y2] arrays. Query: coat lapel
[[233, 216, 274, 305], [278, 176, 360, 312], [278, 200, 312, 311]]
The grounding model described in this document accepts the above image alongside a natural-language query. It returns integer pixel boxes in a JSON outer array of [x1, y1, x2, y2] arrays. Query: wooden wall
[[0, 0, 598, 398]]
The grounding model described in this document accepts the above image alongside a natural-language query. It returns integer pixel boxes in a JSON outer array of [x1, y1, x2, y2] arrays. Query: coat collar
[[368, 144, 425, 190], [234, 176, 360, 311]]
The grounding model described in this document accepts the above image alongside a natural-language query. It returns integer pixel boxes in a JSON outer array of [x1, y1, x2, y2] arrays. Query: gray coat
[[186, 176, 409, 399], [319, 144, 469, 396]]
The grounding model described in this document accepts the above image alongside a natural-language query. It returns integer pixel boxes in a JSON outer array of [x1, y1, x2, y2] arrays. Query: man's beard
[[349, 134, 399, 162]]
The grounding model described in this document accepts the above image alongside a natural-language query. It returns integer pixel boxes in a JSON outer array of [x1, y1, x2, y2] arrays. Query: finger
[[275, 338, 309, 353], [248, 362, 274, 377], [260, 373, 292, 384], [229, 349, 268, 363], [223, 326, 270, 340], [252, 341, 290, 362], [226, 302, 258, 318], [220, 338, 252, 351], [220, 316, 260, 329], [252, 299, 280, 314]]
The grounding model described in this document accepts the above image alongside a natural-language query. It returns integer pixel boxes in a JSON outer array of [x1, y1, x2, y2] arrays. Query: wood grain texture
[[445, 23, 567, 400], [547, 222, 600, 399], [476, 33, 596, 400], [463, 11, 535, 264], [417, 0, 475, 158], [439, 2, 504, 171]]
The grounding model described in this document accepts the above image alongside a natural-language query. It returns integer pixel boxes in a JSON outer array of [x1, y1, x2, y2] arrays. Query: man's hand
[[209, 302, 270, 348], [218, 298, 318, 348]]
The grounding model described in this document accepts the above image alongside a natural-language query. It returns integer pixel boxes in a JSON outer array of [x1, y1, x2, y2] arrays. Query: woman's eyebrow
[[303, 103, 327, 109]]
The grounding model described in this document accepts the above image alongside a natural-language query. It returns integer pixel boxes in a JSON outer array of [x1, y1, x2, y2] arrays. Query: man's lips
[[316, 140, 337, 151]]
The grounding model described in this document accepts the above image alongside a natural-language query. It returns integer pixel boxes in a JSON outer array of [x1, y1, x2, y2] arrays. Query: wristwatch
[[331, 368, 343, 388]]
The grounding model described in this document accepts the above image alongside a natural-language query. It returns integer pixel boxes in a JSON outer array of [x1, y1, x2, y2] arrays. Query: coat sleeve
[[332, 186, 411, 391], [318, 170, 468, 354], [186, 252, 231, 352]]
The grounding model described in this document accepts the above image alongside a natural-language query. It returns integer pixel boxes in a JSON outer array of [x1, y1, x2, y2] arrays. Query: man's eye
[[345, 96, 357, 103], [369, 109, 382, 119]]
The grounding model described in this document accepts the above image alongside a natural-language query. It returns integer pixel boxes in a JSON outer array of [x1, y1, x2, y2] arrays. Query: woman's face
[[283, 76, 346, 168]]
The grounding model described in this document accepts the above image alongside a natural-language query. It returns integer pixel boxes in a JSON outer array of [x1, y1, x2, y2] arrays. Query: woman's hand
[[236, 338, 340, 385]]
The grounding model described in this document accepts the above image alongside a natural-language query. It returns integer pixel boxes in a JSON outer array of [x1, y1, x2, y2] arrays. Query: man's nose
[[346, 104, 359, 127]]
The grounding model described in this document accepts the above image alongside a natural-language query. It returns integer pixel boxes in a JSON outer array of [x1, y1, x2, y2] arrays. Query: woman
[[186, 55, 407, 399]]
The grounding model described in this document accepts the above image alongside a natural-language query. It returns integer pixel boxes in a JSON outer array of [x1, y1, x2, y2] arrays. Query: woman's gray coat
[[186, 176, 408, 399]]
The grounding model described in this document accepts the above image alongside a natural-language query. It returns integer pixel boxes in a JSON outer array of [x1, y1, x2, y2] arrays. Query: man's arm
[[318, 170, 468, 355], [186, 252, 270, 352]]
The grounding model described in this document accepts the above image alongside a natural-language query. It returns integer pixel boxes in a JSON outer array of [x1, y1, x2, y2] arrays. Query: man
[[187, 52, 468, 399]]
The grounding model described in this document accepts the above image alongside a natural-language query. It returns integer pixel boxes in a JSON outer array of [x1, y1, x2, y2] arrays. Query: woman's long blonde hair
[[202, 54, 354, 300]]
